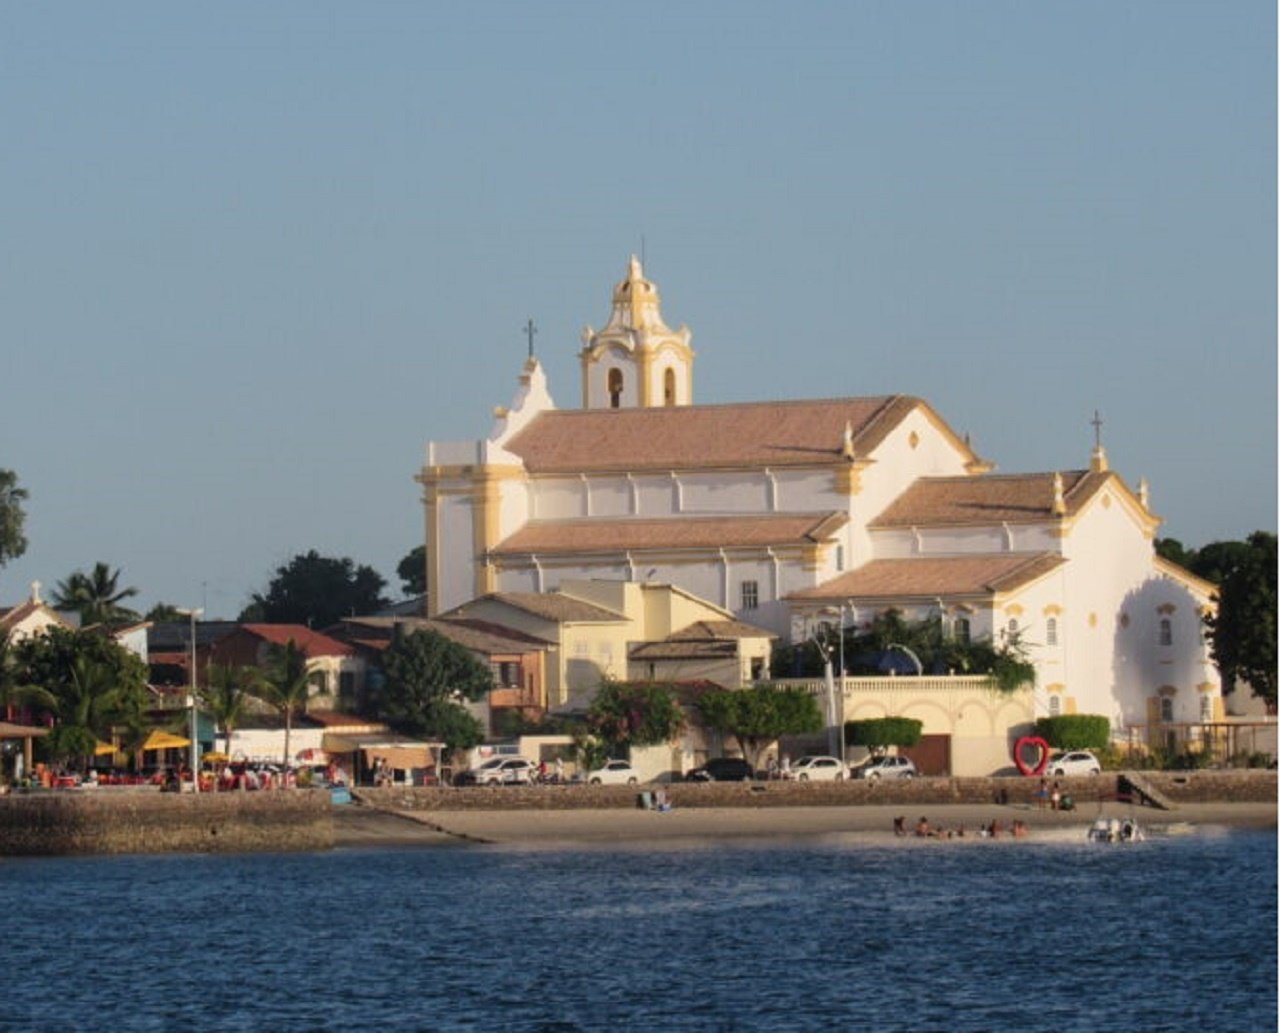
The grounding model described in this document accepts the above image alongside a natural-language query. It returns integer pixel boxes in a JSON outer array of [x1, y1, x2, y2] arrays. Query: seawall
[[358, 770, 1278, 812], [0, 790, 333, 856]]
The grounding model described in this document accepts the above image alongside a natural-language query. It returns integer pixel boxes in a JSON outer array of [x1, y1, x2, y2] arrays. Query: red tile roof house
[[209, 624, 367, 714]]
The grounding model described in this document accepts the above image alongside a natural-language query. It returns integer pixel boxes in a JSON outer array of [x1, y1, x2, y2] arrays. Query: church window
[[1046, 617, 1058, 646], [1199, 695, 1213, 724], [836, 545, 845, 571], [1005, 618, 1019, 643], [1049, 695, 1061, 717], [608, 368, 624, 408], [1158, 618, 1172, 646], [663, 368, 676, 406], [740, 580, 759, 610], [1160, 697, 1174, 723], [954, 617, 971, 644]]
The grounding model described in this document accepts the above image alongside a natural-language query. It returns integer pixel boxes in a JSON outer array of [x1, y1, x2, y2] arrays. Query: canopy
[[0, 722, 49, 740], [321, 733, 444, 771], [201, 751, 230, 764], [142, 729, 191, 751], [93, 740, 117, 757]]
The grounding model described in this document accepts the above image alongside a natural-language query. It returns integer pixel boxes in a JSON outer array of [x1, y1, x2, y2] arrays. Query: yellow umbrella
[[142, 729, 191, 751], [201, 751, 230, 764], [93, 740, 117, 757]]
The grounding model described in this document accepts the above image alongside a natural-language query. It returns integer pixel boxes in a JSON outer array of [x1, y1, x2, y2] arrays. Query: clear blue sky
[[1, 1, 1274, 617]]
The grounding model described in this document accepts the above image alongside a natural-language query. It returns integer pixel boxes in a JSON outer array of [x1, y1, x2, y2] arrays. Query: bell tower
[[578, 256, 695, 410]]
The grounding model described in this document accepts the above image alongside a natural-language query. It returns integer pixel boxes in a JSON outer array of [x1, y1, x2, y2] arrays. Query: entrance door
[[902, 734, 951, 777]]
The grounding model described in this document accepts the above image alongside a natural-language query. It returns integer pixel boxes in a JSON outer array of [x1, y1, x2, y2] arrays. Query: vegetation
[[585, 680, 685, 749], [144, 602, 187, 623], [12, 627, 150, 767], [241, 549, 389, 628], [697, 684, 823, 769], [0, 469, 27, 570], [396, 545, 427, 597], [1203, 531, 1276, 710], [199, 663, 260, 755], [258, 641, 311, 764], [372, 629, 491, 750], [771, 608, 1035, 693], [1035, 714, 1110, 750], [52, 562, 141, 627], [844, 717, 923, 757]]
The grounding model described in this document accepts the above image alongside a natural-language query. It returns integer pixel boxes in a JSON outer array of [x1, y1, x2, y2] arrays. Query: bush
[[845, 717, 923, 753], [1035, 715, 1110, 751]]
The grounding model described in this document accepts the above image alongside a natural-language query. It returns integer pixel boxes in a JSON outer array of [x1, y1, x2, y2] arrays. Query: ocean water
[[0, 829, 1273, 1032]]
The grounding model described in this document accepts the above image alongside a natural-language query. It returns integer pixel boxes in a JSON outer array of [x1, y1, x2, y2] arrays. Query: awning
[[142, 729, 191, 751], [0, 722, 49, 740], [321, 733, 444, 770], [94, 740, 117, 757]]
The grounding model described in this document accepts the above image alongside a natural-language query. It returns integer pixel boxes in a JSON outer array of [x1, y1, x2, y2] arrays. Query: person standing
[[1050, 780, 1062, 811]]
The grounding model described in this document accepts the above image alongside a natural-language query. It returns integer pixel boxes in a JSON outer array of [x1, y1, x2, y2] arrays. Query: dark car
[[685, 757, 754, 782]]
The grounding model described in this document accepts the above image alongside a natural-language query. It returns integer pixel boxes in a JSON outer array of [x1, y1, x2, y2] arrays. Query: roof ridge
[[528, 394, 905, 419]]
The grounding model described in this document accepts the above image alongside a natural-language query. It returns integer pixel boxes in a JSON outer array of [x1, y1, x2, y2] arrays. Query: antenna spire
[[524, 318, 537, 359]]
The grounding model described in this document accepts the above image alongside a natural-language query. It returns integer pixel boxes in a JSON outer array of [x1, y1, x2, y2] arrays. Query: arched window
[[607, 368, 624, 408], [955, 617, 971, 644], [1005, 618, 1019, 644], [1046, 617, 1058, 646], [663, 368, 676, 406], [1160, 697, 1174, 722], [1158, 618, 1172, 646], [1049, 694, 1061, 717], [1199, 695, 1213, 724]]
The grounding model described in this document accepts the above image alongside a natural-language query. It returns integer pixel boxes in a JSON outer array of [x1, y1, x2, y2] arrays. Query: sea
[[0, 828, 1274, 1032]]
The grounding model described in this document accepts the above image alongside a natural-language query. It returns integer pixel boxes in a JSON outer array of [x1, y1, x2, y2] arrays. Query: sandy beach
[[334, 800, 1276, 849]]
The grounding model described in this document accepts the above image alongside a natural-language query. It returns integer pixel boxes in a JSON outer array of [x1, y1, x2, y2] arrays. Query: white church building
[[418, 258, 1221, 733]]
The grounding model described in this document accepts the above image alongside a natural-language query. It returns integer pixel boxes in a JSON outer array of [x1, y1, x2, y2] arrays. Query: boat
[[1087, 817, 1144, 843]]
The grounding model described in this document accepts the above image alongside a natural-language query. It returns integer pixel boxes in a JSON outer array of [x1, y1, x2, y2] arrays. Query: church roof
[[503, 395, 961, 473], [443, 593, 626, 624], [870, 471, 1111, 527], [790, 552, 1067, 601], [492, 512, 847, 556]]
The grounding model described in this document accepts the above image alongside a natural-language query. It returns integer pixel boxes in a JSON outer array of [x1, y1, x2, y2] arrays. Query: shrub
[[845, 717, 923, 755], [1035, 715, 1110, 750]]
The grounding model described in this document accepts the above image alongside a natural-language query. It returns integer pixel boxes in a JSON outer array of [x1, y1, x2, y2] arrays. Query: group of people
[[1035, 778, 1074, 811], [893, 815, 1030, 840], [765, 755, 791, 780]]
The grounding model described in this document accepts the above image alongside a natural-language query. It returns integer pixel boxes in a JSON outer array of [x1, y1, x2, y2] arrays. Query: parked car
[[685, 757, 754, 782], [788, 756, 847, 781], [854, 755, 917, 781], [1047, 750, 1101, 777], [586, 759, 640, 785], [454, 756, 537, 786]]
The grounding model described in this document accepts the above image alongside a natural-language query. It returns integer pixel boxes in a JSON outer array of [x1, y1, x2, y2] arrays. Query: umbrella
[[93, 740, 117, 757], [142, 729, 191, 751], [201, 751, 230, 764]]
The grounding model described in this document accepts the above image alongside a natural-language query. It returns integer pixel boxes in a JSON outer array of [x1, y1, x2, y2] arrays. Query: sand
[[333, 800, 1276, 849]]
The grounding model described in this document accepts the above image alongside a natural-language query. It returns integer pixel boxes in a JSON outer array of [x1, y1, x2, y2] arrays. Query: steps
[[1119, 773, 1177, 811]]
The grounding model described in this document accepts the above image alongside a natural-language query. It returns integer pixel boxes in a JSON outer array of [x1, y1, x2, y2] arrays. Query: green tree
[[241, 550, 388, 628], [0, 469, 27, 570], [13, 627, 150, 769], [258, 640, 311, 765], [374, 629, 491, 750], [0, 630, 55, 717], [845, 717, 924, 757], [586, 680, 686, 751], [698, 684, 823, 769], [1206, 531, 1277, 710], [52, 562, 141, 627], [200, 663, 260, 755], [397, 545, 427, 598], [145, 602, 187, 623], [1035, 714, 1110, 750]]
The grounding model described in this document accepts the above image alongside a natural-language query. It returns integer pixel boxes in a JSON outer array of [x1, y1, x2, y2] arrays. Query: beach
[[335, 799, 1277, 848]]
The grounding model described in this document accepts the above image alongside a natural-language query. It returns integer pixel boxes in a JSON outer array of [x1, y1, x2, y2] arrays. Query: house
[[417, 257, 1221, 737], [208, 624, 366, 711], [0, 582, 72, 643]]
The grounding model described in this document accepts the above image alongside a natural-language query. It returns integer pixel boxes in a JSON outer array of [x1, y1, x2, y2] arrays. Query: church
[[418, 258, 1221, 733]]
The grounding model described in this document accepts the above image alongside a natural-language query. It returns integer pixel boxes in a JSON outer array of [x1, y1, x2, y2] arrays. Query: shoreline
[[335, 800, 1277, 849]]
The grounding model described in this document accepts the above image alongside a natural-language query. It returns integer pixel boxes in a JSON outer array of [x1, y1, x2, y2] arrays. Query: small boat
[[1088, 817, 1144, 843]]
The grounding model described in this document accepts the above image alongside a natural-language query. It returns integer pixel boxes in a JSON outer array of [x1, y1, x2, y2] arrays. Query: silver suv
[[854, 756, 918, 781]]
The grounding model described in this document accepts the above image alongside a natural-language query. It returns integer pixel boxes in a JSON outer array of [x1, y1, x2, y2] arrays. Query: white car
[[586, 759, 640, 785], [788, 756, 847, 781], [459, 756, 537, 786], [855, 756, 918, 781], [1047, 750, 1101, 777]]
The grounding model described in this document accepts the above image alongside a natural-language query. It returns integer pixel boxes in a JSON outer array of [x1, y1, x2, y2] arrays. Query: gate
[[902, 734, 951, 777]]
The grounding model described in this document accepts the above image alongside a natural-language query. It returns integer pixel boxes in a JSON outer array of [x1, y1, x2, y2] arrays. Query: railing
[[773, 674, 1013, 697]]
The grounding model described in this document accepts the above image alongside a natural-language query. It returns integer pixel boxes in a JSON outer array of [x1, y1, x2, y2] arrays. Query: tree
[[397, 545, 427, 598], [0, 630, 55, 718], [0, 469, 27, 570], [241, 550, 389, 628], [200, 663, 260, 755], [698, 684, 823, 769], [845, 717, 924, 757], [145, 603, 186, 623], [52, 562, 140, 627], [1206, 531, 1277, 710], [258, 640, 311, 765], [1035, 714, 1110, 750], [13, 626, 150, 768], [373, 629, 491, 750], [586, 680, 686, 751]]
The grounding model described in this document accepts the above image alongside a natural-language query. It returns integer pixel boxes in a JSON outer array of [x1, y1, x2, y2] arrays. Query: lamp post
[[175, 607, 204, 791], [811, 611, 842, 760]]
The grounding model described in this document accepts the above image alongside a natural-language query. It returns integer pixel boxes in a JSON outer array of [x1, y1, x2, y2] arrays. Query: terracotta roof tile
[[667, 619, 778, 640], [333, 616, 553, 654], [444, 593, 625, 624], [870, 471, 1110, 527], [239, 624, 355, 658], [504, 395, 953, 473], [494, 512, 847, 556], [790, 552, 1067, 601], [629, 640, 740, 661]]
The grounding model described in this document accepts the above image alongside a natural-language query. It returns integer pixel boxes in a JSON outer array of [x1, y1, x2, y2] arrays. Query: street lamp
[[887, 642, 924, 677], [810, 612, 843, 760], [175, 607, 204, 791]]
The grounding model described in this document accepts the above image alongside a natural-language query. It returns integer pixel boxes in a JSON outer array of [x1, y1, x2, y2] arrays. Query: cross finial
[[1091, 409, 1104, 449], [524, 318, 537, 359]]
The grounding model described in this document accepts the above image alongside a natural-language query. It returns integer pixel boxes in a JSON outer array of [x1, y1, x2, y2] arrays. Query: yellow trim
[[1044, 682, 1065, 694], [1003, 604, 1024, 617], [1153, 556, 1219, 598], [1088, 612, 1098, 628], [1042, 604, 1063, 616], [1158, 685, 1178, 697], [1156, 603, 1177, 615], [1065, 697, 1078, 715], [834, 461, 870, 496]]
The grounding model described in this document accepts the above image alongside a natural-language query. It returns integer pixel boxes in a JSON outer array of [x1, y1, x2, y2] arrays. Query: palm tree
[[259, 641, 311, 765], [52, 562, 140, 627], [200, 663, 259, 756], [0, 630, 55, 720], [43, 653, 126, 768]]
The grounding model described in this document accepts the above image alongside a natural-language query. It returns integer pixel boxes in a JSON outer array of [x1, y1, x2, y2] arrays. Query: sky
[[1, 1, 1275, 618]]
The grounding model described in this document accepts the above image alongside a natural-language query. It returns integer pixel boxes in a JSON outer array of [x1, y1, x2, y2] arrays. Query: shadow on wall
[[1113, 577, 1212, 729], [565, 659, 606, 705]]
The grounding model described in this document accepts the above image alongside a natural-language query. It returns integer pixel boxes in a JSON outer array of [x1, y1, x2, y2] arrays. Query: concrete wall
[[0, 791, 332, 856]]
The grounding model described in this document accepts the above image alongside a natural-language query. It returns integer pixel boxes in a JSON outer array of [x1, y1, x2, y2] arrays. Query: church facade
[[418, 259, 1220, 734]]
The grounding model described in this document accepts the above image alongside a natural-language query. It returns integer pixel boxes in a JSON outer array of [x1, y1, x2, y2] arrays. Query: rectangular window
[[1159, 619, 1173, 646], [740, 580, 759, 610], [1199, 695, 1213, 724], [1160, 697, 1174, 723], [1046, 617, 1058, 646]]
